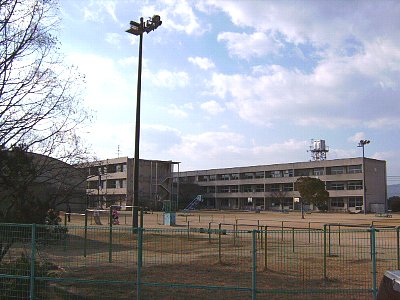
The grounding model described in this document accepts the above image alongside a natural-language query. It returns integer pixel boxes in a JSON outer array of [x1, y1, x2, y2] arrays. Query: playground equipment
[[183, 195, 203, 211]]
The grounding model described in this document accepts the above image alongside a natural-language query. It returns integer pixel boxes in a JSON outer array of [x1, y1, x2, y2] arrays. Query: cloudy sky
[[59, 0, 400, 183]]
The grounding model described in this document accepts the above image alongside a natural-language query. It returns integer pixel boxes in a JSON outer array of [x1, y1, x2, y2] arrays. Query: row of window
[[330, 197, 363, 208], [195, 165, 362, 182], [87, 163, 127, 176], [202, 181, 363, 194], [87, 179, 126, 189]]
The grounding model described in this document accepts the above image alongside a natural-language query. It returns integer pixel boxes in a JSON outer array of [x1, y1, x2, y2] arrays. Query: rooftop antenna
[[117, 145, 120, 158], [308, 139, 329, 161]]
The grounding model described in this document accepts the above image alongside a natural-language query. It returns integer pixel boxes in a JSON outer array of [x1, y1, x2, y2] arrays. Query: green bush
[[0, 253, 55, 299], [389, 196, 400, 212]]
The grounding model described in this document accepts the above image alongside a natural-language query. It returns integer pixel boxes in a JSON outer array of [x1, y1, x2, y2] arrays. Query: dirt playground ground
[[65, 209, 400, 230]]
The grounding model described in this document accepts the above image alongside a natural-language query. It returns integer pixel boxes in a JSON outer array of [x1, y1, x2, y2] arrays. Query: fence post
[[30, 224, 36, 300], [338, 224, 341, 246], [187, 221, 190, 240], [370, 226, 377, 300], [235, 219, 238, 240], [281, 221, 284, 241], [323, 224, 327, 280], [308, 222, 311, 244], [252, 230, 257, 300], [208, 222, 212, 243], [292, 227, 295, 253], [139, 207, 144, 228], [109, 206, 113, 263], [264, 225, 268, 270], [84, 210, 88, 257], [397, 226, 400, 270], [328, 224, 331, 257], [218, 223, 222, 263], [233, 224, 236, 246], [137, 227, 143, 300]]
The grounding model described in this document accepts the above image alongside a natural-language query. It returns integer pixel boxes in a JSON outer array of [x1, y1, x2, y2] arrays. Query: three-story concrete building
[[176, 157, 387, 213], [82, 157, 179, 209]]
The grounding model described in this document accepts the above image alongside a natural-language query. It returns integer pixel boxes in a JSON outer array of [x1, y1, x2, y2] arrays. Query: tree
[[0, 0, 90, 161], [0, 0, 90, 262], [270, 189, 288, 210], [0, 0, 91, 212], [388, 196, 400, 212], [295, 177, 329, 218]]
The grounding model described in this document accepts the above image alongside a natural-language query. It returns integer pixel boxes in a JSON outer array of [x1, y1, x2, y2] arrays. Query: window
[[329, 182, 345, 190], [270, 184, 280, 192], [230, 185, 239, 193], [283, 183, 293, 191], [255, 185, 264, 192], [244, 173, 254, 179], [209, 175, 216, 181], [107, 180, 116, 188], [208, 186, 215, 193], [294, 169, 311, 177], [243, 185, 253, 192], [271, 170, 282, 178], [221, 174, 230, 181], [107, 164, 116, 173], [255, 172, 264, 179], [330, 198, 345, 207], [218, 186, 230, 193], [347, 181, 363, 190], [348, 196, 363, 207], [231, 173, 239, 180], [283, 169, 294, 177], [313, 168, 324, 176], [199, 175, 208, 182], [331, 166, 345, 175], [348, 165, 362, 174]]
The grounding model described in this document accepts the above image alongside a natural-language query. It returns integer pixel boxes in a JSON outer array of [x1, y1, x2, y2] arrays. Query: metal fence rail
[[0, 223, 398, 299]]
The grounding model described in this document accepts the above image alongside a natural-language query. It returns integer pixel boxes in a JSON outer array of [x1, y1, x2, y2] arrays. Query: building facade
[[82, 157, 178, 209], [176, 158, 387, 213]]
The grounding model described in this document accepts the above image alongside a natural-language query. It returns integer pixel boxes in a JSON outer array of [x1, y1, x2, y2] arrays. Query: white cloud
[[207, 37, 400, 128], [188, 56, 215, 70], [200, 100, 225, 115], [206, 1, 400, 47], [218, 31, 282, 59], [105, 33, 122, 47], [145, 69, 189, 89], [166, 104, 188, 118], [66, 52, 133, 108], [348, 132, 365, 144], [82, 1, 118, 23]]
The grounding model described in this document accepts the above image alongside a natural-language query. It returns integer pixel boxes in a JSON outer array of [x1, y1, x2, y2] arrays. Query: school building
[[176, 157, 387, 213]]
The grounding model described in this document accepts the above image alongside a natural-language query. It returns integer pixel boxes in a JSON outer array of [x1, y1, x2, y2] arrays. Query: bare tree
[[0, 0, 90, 162]]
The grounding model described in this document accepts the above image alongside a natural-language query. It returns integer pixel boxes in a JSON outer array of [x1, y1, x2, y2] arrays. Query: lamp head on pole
[[358, 139, 371, 147], [126, 15, 162, 36]]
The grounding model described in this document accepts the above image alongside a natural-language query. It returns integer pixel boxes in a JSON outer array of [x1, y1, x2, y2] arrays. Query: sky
[[59, 0, 400, 184]]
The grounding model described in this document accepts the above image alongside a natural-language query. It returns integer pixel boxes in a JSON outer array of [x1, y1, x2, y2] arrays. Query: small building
[[80, 157, 179, 209], [175, 157, 387, 213]]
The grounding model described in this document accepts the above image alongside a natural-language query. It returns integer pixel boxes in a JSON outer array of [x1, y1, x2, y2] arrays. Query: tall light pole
[[358, 139, 370, 214], [126, 15, 162, 227]]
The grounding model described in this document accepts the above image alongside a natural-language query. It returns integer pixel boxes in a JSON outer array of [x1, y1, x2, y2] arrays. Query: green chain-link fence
[[0, 222, 398, 299]]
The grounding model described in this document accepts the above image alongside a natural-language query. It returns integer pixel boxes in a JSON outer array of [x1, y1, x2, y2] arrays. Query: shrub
[[0, 253, 55, 298]]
